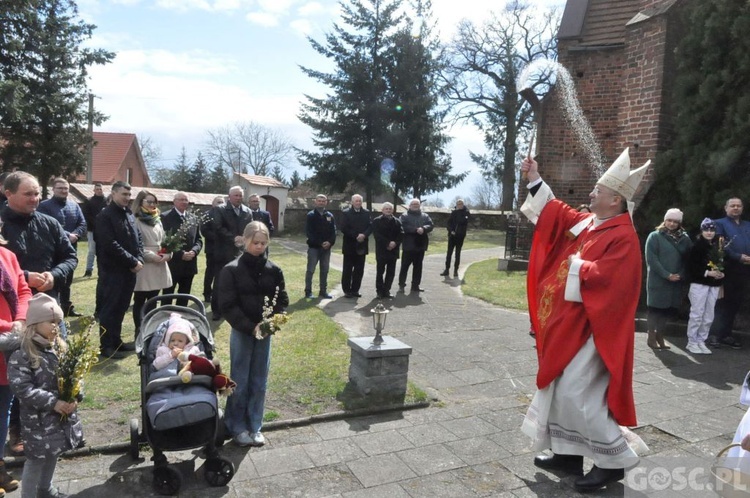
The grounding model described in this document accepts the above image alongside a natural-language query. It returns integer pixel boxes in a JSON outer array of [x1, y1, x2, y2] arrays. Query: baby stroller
[[129, 294, 235, 495]]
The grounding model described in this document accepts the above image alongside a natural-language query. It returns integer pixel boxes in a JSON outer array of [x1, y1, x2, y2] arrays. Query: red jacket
[[0, 246, 32, 385], [527, 200, 641, 426]]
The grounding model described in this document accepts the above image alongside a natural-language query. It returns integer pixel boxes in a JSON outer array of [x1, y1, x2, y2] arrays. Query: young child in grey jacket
[[8, 293, 82, 498], [152, 313, 201, 372]]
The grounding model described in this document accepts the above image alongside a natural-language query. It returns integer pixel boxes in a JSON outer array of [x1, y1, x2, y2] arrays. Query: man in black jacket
[[202, 195, 225, 304], [81, 182, 107, 277], [340, 194, 372, 298], [1, 172, 77, 305], [305, 194, 337, 299], [441, 199, 470, 278], [398, 199, 434, 293], [211, 186, 251, 319], [95, 181, 143, 359], [372, 202, 403, 299], [161, 192, 203, 305], [248, 193, 274, 234]]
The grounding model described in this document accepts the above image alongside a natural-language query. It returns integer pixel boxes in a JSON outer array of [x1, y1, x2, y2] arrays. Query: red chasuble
[[527, 199, 641, 427]]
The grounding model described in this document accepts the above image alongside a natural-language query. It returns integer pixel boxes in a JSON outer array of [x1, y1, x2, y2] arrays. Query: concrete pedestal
[[347, 336, 412, 399]]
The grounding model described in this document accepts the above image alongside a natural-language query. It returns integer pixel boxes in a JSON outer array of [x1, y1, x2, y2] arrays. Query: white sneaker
[[686, 343, 703, 354], [698, 342, 713, 354], [234, 431, 252, 446], [250, 432, 265, 446]]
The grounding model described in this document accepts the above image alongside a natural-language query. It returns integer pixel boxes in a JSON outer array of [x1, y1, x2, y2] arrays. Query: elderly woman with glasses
[[644, 208, 693, 350], [132, 190, 172, 338]]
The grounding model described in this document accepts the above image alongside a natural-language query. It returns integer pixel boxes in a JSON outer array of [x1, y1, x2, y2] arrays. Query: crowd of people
[[1, 164, 749, 494]]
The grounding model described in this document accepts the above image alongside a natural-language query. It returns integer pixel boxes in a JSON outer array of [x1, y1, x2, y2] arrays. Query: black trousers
[[133, 289, 160, 337], [341, 253, 366, 294], [97, 270, 136, 351], [203, 254, 215, 300], [211, 258, 232, 313], [709, 269, 749, 340], [445, 235, 465, 271], [399, 250, 425, 288], [163, 272, 195, 306], [376, 258, 397, 295], [59, 268, 75, 312]]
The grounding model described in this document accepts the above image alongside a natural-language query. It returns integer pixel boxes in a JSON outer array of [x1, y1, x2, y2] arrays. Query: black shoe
[[100, 348, 127, 359], [83, 270, 93, 277], [574, 466, 624, 493], [381, 292, 392, 299], [344, 293, 356, 298], [212, 312, 222, 321], [720, 337, 742, 349], [707, 336, 721, 348], [453, 271, 459, 278], [440, 269, 449, 276], [533, 453, 583, 476], [65, 307, 83, 317], [410, 286, 425, 293], [118, 341, 136, 352], [397, 284, 406, 293]]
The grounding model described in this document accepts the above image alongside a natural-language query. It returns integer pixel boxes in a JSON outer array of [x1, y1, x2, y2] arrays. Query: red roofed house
[[77, 131, 151, 187], [234, 173, 289, 232]]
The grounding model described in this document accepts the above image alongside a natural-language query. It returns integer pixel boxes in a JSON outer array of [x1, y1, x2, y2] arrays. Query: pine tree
[[170, 147, 191, 191], [207, 163, 228, 194], [298, 0, 404, 208], [0, 0, 114, 186], [289, 170, 302, 189], [188, 152, 209, 192], [270, 164, 286, 185], [385, 1, 465, 200]]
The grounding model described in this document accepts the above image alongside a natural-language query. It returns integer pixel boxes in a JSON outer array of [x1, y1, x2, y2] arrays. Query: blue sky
[[81, 0, 563, 205]]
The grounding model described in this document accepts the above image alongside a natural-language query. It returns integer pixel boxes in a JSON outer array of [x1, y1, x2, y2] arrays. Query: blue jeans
[[86, 231, 96, 272], [305, 247, 331, 295], [224, 328, 271, 436]]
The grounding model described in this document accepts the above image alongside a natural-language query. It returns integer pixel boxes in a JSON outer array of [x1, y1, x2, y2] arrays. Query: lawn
[[460, 259, 528, 311], [68, 239, 426, 445]]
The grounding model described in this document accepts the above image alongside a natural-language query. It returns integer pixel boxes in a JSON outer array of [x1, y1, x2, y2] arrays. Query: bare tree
[[443, 1, 559, 210], [470, 175, 502, 210], [137, 134, 168, 186], [204, 122, 294, 177]]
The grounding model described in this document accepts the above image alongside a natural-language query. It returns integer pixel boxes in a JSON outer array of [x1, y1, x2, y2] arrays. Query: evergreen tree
[[289, 170, 302, 189], [207, 163, 228, 194], [0, 0, 114, 186], [385, 2, 465, 201], [270, 164, 286, 185], [298, 0, 404, 208], [188, 152, 209, 192], [640, 0, 750, 227], [170, 147, 191, 191]]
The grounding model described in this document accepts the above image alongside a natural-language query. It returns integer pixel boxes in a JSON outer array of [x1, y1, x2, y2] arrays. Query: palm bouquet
[[160, 209, 211, 254], [54, 317, 99, 418], [256, 286, 289, 339]]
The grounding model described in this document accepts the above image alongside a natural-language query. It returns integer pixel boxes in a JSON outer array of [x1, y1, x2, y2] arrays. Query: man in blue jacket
[[38, 178, 87, 316], [708, 197, 750, 349], [305, 194, 337, 299]]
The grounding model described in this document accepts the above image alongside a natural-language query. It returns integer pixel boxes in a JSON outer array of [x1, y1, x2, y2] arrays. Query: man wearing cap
[[518, 149, 648, 493]]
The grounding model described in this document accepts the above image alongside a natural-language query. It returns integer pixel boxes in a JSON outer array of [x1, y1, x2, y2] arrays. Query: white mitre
[[597, 148, 650, 201]]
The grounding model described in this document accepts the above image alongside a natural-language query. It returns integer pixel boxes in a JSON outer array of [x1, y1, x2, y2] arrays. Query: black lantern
[[370, 303, 389, 345]]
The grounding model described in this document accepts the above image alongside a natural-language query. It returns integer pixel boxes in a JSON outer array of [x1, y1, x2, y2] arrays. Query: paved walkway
[[43, 245, 750, 496]]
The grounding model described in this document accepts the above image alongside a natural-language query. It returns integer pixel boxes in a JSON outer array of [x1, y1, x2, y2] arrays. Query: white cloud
[[109, 49, 236, 76], [258, 0, 296, 15], [297, 1, 324, 16], [289, 19, 314, 37], [246, 11, 279, 27]]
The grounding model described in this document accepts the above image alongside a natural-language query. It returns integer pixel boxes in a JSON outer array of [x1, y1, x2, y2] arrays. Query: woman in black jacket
[[217, 221, 289, 447], [441, 199, 470, 278]]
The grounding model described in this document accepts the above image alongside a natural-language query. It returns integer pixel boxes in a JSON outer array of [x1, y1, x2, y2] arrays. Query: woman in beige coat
[[132, 190, 172, 338]]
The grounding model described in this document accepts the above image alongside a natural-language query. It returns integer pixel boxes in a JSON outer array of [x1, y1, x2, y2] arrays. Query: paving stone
[[351, 429, 415, 456], [445, 436, 512, 465], [451, 460, 527, 496], [400, 472, 479, 497], [441, 415, 503, 439], [398, 421, 460, 447], [250, 445, 316, 477], [396, 443, 466, 476], [341, 482, 410, 497], [303, 438, 368, 467], [346, 453, 417, 488]]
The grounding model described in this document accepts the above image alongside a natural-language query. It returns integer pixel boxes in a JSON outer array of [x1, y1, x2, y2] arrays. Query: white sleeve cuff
[[526, 177, 543, 189], [564, 258, 584, 302], [520, 180, 555, 225]]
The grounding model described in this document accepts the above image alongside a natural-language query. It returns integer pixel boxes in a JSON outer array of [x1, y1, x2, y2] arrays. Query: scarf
[[661, 226, 686, 242], [136, 206, 161, 226], [0, 258, 18, 320]]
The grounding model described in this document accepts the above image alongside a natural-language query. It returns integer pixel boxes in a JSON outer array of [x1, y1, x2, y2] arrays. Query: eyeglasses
[[143, 199, 157, 205]]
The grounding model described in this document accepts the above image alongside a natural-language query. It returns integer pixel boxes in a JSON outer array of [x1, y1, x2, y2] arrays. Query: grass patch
[[70, 239, 426, 437], [461, 259, 528, 311]]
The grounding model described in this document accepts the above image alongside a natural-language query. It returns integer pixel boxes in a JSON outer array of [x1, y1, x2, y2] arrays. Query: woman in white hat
[[644, 208, 693, 350]]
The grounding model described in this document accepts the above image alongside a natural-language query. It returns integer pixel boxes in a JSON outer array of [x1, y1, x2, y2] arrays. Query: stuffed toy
[[178, 352, 236, 396]]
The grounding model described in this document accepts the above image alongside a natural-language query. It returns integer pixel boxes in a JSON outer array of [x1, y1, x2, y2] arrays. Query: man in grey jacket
[[398, 199, 434, 293]]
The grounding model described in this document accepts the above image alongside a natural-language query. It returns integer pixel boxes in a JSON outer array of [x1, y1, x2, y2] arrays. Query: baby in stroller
[[152, 313, 202, 372]]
